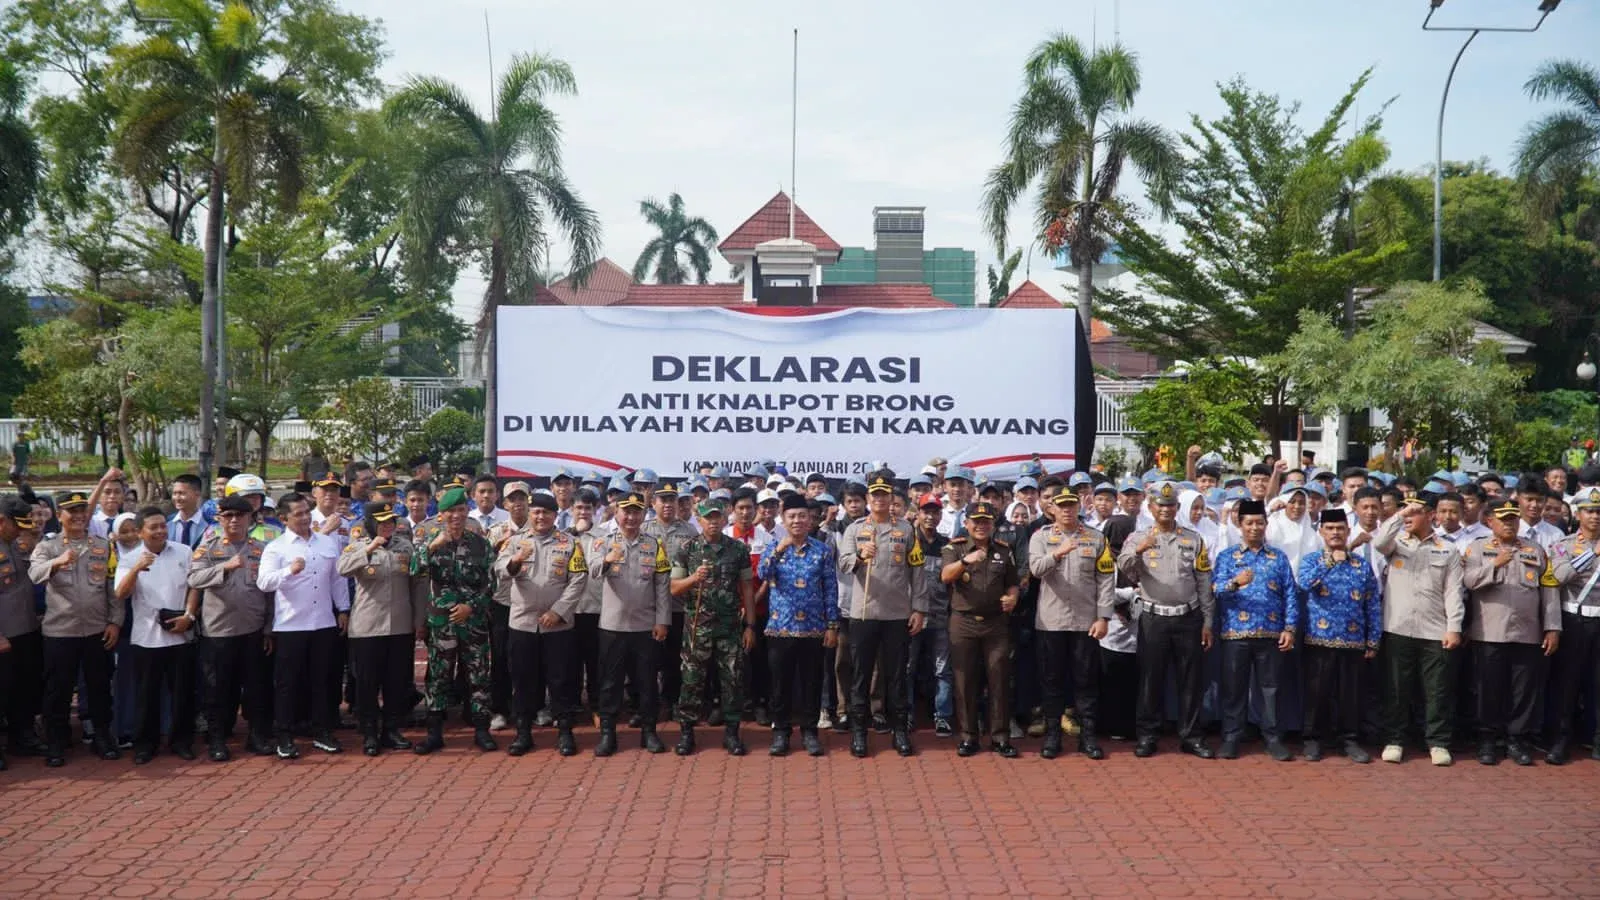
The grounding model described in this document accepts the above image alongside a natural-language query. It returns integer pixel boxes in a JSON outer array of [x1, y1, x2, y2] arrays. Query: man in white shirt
[[469, 475, 510, 531], [258, 492, 350, 759], [938, 466, 976, 538], [1434, 491, 1488, 554], [1516, 480, 1565, 551], [168, 474, 209, 550], [87, 471, 127, 539], [115, 507, 197, 763]]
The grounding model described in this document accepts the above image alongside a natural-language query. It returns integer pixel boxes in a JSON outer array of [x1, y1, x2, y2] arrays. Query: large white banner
[[496, 306, 1079, 481]]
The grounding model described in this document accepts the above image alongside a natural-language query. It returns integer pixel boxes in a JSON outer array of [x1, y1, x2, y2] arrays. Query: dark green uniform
[[671, 534, 752, 724], [412, 531, 495, 719]]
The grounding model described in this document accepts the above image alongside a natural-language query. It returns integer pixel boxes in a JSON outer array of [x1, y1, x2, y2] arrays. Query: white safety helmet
[[225, 473, 267, 497]]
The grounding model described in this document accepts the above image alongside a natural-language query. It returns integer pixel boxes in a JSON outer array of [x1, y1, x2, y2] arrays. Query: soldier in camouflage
[[669, 499, 754, 756], [410, 487, 498, 755]]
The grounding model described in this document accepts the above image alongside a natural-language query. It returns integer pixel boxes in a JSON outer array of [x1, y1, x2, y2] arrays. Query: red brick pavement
[[2, 730, 1599, 898]]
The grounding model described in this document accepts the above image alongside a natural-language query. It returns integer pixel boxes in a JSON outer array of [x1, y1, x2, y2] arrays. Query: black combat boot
[[850, 724, 869, 758], [1040, 724, 1063, 760], [800, 727, 824, 757], [380, 723, 413, 751], [556, 719, 577, 756], [594, 718, 618, 757], [209, 735, 232, 763], [473, 716, 498, 752], [675, 725, 696, 756], [413, 713, 445, 755], [769, 727, 790, 757], [1079, 731, 1105, 761], [361, 721, 381, 757], [724, 723, 747, 757], [507, 717, 534, 756], [91, 730, 121, 761], [641, 726, 666, 754], [891, 728, 914, 757]]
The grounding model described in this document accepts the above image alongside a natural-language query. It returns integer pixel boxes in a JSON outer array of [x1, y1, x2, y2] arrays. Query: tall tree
[[986, 247, 1023, 305], [631, 192, 717, 284], [386, 51, 601, 472], [0, 59, 41, 242], [1516, 59, 1600, 210], [981, 34, 1180, 334]]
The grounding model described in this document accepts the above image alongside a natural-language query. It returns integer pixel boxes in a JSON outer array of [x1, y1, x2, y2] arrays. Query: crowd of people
[[0, 447, 1596, 769]]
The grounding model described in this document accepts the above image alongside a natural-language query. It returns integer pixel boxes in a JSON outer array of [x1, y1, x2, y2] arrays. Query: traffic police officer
[[941, 501, 1021, 758], [1118, 481, 1216, 759], [1546, 486, 1600, 764]]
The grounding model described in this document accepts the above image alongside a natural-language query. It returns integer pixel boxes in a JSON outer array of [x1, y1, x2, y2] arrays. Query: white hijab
[[1266, 493, 1321, 573], [1178, 490, 1221, 557]]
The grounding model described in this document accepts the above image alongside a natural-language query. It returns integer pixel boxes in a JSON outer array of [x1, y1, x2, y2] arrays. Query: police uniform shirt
[[941, 536, 1019, 619], [311, 508, 352, 552], [575, 530, 608, 616], [257, 530, 351, 632], [1460, 536, 1562, 645], [0, 538, 38, 638], [29, 533, 122, 637], [1550, 532, 1600, 615], [596, 532, 671, 632], [1115, 525, 1216, 622], [495, 528, 589, 633], [643, 518, 700, 613], [1371, 514, 1465, 640], [117, 541, 194, 649], [486, 516, 533, 606], [1028, 525, 1117, 631], [838, 517, 930, 620], [337, 534, 428, 637], [187, 536, 272, 636]]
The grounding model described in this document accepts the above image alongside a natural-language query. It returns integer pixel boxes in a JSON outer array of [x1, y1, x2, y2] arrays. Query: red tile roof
[[619, 284, 746, 306], [996, 281, 1113, 340], [717, 191, 841, 255], [533, 257, 634, 306], [815, 284, 951, 308]]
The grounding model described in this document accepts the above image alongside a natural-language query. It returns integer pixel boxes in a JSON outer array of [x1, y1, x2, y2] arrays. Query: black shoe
[[753, 706, 770, 727], [892, 730, 914, 757], [1134, 737, 1158, 758], [207, 741, 232, 763], [801, 728, 824, 757], [413, 716, 445, 756], [380, 729, 413, 751], [850, 728, 868, 758], [595, 722, 617, 758], [1546, 739, 1569, 766], [171, 743, 196, 761], [312, 732, 343, 754], [45, 748, 65, 768], [1344, 740, 1372, 764], [993, 741, 1020, 759], [706, 708, 724, 727], [872, 714, 890, 734], [627, 712, 644, 728], [1591, 741, 1600, 762], [1266, 739, 1293, 762], [1477, 741, 1499, 766], [675, 726, 696, 757], [957, 739, 980, 757], [133, 748, 155, 765], [0, 752, 6, 771], [557, 728, 577, 756], [1041, 729, 1062, 760], [1078, 734, 1105, 761], [507, 729, 533, 756], [472, 722, 498, 752], [933, 717, 953, 738], [1507, 740, 1534, 767], [1303, 740, 1323, 762], [246, 732, 274, 756], [10, 733, 47, 757], [724, 724, 747, 757], [91, 733, 121, 761], [277, 737, 300, 760], [363, 735, 381, 757], [641, 728, 665, 754], [1217, 737, 1239, 760], [1180, 738, 1215, 759], [769, 729, 790, 757]]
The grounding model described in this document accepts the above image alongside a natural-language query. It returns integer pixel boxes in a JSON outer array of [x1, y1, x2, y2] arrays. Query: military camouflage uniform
[[412, 530, 495, 719], [671, 534, 752, 724]]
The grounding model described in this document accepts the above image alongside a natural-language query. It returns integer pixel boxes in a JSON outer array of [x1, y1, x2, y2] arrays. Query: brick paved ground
[[2, 728, 1598, 899]]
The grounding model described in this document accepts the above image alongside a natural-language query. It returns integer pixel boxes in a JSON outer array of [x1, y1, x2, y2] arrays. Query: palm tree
[[1516, 59, 1600, 220], [111, 0, 322, 485], [0, 59, 41, 243], [632, 193, 718, 284], [386, 52, 601, 470], [982, 34, 1180, 336]]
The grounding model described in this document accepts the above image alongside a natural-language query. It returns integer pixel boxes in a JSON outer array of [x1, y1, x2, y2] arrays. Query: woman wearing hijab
[[1176, 490, 1222, 560], [337, 502, 427, 755], [1266, 485, 1322, 575]]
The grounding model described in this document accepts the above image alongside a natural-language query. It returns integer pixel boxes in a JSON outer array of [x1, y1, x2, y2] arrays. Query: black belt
[[953, 609, 1004, 621]]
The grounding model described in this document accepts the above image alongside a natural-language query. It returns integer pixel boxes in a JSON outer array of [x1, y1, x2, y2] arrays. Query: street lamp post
[[1423, 0, 1561, 283], [1579, 350, 1599, 448]]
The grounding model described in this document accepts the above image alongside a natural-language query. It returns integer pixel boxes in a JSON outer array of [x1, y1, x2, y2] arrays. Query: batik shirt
[[758, 535, 839, 638], [1295, 548, 1382, 650], [1211, 543, 1299, 639]]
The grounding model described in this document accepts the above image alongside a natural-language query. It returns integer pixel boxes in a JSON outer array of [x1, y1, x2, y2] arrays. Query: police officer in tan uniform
[[497, 492, 589, 757], [941, 501, 1021, 758], [188, 495, 274, 761], [1118, 481, 1216, 759], [839, 471, 930, 758], [1460, 500, 1562, 766], [1028, 488, 1117, 760], [643, 481, 698, 718], [485, 482, 534, 731], [338, 501, 428, 756], [593, 492, 671, 757], [29, 491, 123, 766], [1546, 486, 1600, 764], [0, 496, 45, 764]]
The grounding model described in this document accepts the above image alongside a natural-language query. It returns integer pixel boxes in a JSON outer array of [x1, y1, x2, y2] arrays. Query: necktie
[[181, 519, 193, 547]]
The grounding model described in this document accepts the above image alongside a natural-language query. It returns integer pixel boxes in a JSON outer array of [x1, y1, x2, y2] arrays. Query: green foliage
[[1515, 59, 1600, 195], [1274, 280, 1523, 466], [0, 284, 29, 415], [1121, 360, 1264, 462], [1518, 389, 1598, 432], [1489, 419, 1571, 475], [986, 248, 1022, 305], [310, 378, 419, 464], [399, 407, 482, 476], [633, 193, 718, 285], [0, 58, 42, 243], [1092, 445, 1130, 480]]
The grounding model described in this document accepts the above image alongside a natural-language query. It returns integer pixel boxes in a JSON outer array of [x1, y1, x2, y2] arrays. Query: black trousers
[[2, 629, 43, 743], [1551, 614, 1600, 742], [767, 636, 824, 730], [509, 628, 578, 723], [574, 613, 601, 709], [598, 629, 658, 724], [42, 635, 112, 749], [1381, 632, 1457, 748], [1037, 629, 1100, 735], [1098, 648, 1139, 739], [1136, 609, 1205, 741], [848, 618, 910, 729], [348, 633, 415, 731], [133, 643, 197, 751], [488, 601, 512, 717], [1303, 644, 1364, 742], [660, 611, 685, 710], [273, 628, 339, 737], [1474, 641, 1544, 742], [1010, 610, 1041, 723], [1219, 637, 1283, 741], [203, 633, 272, 740]]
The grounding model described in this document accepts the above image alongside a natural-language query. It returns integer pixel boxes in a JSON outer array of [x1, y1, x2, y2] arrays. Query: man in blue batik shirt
[[1212, 499, 1298, 762], [1294, 507, 1381, 764], [758, 492, 839, 757]]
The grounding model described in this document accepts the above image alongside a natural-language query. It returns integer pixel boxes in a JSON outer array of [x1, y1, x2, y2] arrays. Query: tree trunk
[[1077, 254, 1094, 363], [198, 134, 226, 488], [115, 391, 148, 502], [258, 424, 272, 478], [484, 239, 504, 476]]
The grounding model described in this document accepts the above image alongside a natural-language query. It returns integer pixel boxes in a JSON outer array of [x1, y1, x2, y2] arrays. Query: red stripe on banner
[[722, 306, 852, 317], [496, 450, 627, 470], [964, 452, 1076, 468], [496, 465, 536, 478]]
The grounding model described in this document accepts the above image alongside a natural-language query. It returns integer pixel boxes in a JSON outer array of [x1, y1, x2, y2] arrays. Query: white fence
[[0, 418, 319, 464]]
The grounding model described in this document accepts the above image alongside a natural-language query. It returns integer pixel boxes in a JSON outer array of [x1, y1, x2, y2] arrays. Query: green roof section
[[822, 246, 976, 306]]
